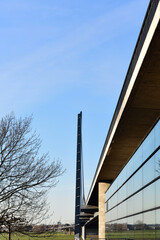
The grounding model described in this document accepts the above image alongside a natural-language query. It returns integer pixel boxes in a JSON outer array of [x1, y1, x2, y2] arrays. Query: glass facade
[[105, 120, 160, 240]]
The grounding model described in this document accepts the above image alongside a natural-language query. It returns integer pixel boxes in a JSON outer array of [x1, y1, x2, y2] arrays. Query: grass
[[0, 232, 74, 240], [106, 230, 160, 239]]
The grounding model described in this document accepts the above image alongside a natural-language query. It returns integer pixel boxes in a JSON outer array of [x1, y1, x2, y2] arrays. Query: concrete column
[[82, 226, 85, 240], [98, 182, 110, 239]]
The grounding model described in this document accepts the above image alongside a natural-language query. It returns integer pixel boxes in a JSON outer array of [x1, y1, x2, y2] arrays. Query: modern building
[[81, 0, 160, 239]]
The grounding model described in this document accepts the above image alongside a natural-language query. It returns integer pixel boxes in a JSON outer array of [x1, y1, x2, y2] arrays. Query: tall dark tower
[[75, 112, 85, 240]]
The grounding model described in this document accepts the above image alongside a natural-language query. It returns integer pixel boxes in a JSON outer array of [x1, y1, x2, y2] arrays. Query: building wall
[[99, 182, 110, 239], [105, 119, 160, 239]]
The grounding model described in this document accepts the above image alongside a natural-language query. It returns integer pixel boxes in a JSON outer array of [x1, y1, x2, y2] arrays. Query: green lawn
[[0, 232, 74, 240], [106, 230, 160, 239]]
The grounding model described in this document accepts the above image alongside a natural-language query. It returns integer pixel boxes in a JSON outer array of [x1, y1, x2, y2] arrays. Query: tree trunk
[[8, 224, 11, 240]]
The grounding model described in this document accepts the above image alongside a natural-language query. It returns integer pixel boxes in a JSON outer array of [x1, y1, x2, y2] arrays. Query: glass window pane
[[108, 220, 120, 239], [108, 193, 117, 210], [143, 155, 155, 186], [105, 187, 110, 202], [127, 177, 133, 197], [127, 196, 134, 216], [118, 218, 127, 239], [109, 181, 117, 200], [109, 207, 117, 222], [117, 204, 121, 219], [117, 184, 127, 204], [134, 191, 142, 214], [156, 209, 160, 239], [155, 150, 160, 178], [126, 157, 134, 179], [116, 174, 121, 191], [143, 211, 156, 240], [133, 168, 143, 193], [127, 216, 134, 240], [122, 201, 127, 218], [134, 213, 143, 240], [122, 184, 127, 202], [105, 201, 108, 213], [143, 129, 155, 162], [106, 222, 112, 239], [106, 221, 112, 239], [108, 219, 127, 240], [119, 167, 126, 188], [133, 147, 143, 172], [117, 201, 127, 219], [156, 178, 160, 208], [155, 120, 160, 150], [143, 182, 156, 211], [106, 210, 111, 223]]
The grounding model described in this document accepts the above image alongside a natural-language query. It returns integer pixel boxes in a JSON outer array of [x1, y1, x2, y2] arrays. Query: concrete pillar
[[82, 226, 85, 240], [98, 182, 110, 239]]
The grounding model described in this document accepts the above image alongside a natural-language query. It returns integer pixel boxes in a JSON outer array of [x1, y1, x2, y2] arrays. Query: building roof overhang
[[81, 205, 98, 214], [87, 0, 160, 206]]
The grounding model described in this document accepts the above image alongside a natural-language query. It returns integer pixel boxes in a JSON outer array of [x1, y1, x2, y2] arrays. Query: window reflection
[[109, 207, 117, 222], [134, 191, 142, 214], [105, 201, 108, 213], [154, 120, 160, 149], [105, 120, 160, 239], [117, 184, 127, 204], [133, 168, 143, 193], [133, 147, 143, 172], [156, 179, 160, 208], [134, 214, 143, 240], [143, 182, 156, 210], [108, 193, 117, 210], [127, 177, 133, 197], [105, 222, 109, 239], [143, 211, 156, 240], [105, 187, 110, 202], [118, 219, 127, 239], [127, 216, 134, 240], [143, 155, 155, 186], [156, 209, 160, 239], [107, 219, 127, 240], [110, 181, 117, 197], [155, 150, 160, 178], [143, 128, 154, 162], [117, 201, 127, 219], [126, 157, 134, 179], [106, 220, 114, 239], [117, 168, 126, 189], [127, 196, 134, 216], [107, 210, 111, 222]]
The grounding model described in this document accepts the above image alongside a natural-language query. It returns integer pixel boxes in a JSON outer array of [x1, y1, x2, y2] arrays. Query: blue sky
[[0, 0, 149, 224]]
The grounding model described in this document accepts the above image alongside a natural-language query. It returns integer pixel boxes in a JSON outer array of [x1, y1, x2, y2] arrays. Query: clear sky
[[0, 0, 150, 224]]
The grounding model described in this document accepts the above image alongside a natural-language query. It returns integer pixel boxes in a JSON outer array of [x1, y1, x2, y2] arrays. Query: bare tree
[[0, 113, 64, 239], [32, 224, 46, 234]]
